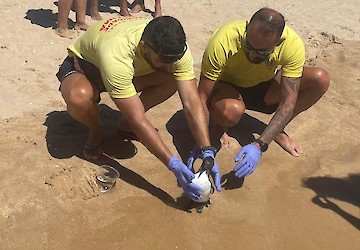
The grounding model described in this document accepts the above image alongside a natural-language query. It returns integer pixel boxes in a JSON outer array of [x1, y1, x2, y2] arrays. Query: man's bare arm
[[177, 78, 212, 148], [198, 74, 217, 122], [113, 95, 172, 165], [259, 76, 300, 144]]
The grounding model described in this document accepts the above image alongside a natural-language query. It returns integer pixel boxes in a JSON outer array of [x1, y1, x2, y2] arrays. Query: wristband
[[200, 146, 217, 156], [253, 139, 268, 153]]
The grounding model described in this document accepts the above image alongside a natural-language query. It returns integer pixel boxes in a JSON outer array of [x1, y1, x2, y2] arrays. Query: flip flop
[[82, 143, 103, 160]]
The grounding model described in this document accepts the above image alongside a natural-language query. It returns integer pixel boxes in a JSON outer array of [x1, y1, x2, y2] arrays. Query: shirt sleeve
[[280, 33, 306, 78], [201, 32, 232, 81], [173, 46, 195, 81]]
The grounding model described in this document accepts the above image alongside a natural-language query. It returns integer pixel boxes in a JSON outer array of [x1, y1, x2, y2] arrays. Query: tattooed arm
[[233, 76, 300, 179], [259, 76, 300, 144]]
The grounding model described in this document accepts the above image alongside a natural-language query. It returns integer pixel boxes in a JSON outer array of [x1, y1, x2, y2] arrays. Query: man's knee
[[212, 101, 244, 127], [61, 79, 94, 106], [313, 67, 330, 94]]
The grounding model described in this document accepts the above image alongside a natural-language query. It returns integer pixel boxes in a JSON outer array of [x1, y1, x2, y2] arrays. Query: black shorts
[[56, 56, 107, 93], [237, 81, 278, 114], [220, 80, 278, 114]]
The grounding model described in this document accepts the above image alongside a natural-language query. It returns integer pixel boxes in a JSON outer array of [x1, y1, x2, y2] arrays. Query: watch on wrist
[[254, 139, 268, 152]]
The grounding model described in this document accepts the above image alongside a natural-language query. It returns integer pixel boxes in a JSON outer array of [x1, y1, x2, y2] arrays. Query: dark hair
[[142, 16, 187, 63], [250, 8, 285, 38]]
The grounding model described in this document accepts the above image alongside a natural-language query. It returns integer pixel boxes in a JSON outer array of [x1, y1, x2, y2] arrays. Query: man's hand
[[187, 146, 222, 192], [233, 143, 262, 178], [187, 146, 201, 171], [201, 150, 222, 192], [168, 156, 204, 200]]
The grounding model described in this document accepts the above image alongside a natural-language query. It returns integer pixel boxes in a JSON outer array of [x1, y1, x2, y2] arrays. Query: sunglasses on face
[[144, 40, 187, 63], [241, 32, 274, 57]]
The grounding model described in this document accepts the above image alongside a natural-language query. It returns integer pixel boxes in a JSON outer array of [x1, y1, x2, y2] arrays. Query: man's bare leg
[[117, 70, 177, 132], [265, 67, 330, 156], [74, 0, 89, 31], [119, 0, 131, 16], [209, 82, 246, 151], [154, 0, 162, 17], [130, 0, 145, 14], [57, 0, 77, 38], [90, 0, 102, 20], [212, 124, 229, 150], [60, 73, 103, 159]]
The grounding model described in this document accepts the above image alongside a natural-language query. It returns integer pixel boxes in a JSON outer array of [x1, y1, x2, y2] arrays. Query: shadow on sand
[[303, 173, 360, 230], [166, 109, 272, 191], [24, 1, 155, 30], [43, 104, 185, 210]]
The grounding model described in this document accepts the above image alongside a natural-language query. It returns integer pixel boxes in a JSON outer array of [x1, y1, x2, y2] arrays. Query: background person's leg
[[130, 0, 145, 14], [90, 0, 102, 20], [154, 0, 162, 17], [74, 0, 89, 31], [57, 0, 77, 38], [120, 0, 131, 16]]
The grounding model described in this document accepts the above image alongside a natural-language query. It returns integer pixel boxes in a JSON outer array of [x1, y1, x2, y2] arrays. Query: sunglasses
[[241, 31, 274, 57], [144, 40, 187, 63]]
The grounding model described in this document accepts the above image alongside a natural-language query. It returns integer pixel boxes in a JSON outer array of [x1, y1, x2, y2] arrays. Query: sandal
[[82, 143, 103, 160]]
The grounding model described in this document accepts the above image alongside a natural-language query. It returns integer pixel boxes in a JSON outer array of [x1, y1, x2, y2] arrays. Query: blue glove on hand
[[187, 146, 201, 171], [201, 150, 222, 192], [234, 143, 262, 178], [187, 146, 222, 192], [168, 156, 204, 200]]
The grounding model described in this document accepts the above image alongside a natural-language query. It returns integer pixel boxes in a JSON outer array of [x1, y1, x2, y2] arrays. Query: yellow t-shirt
[[68, 17, 195, 98], [201, 20, 305, 87]]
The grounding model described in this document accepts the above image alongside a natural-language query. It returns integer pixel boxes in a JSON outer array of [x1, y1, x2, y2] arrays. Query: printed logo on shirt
[[99, 17, 143, 32]]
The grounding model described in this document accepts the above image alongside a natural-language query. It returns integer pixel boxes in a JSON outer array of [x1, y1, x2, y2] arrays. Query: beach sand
[[0, 0, 359, 249]]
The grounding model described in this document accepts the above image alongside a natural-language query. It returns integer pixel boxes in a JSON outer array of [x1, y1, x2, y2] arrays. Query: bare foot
[[74, 22, 89, 31], [220, 132, 230, 149], [154, 8, 162, 18], [130, 3, 144, 14], [91, 11, 102, 20], [120, 9, 132, 17], [56, 28, 77, 39], [274, 132, 302, 157]]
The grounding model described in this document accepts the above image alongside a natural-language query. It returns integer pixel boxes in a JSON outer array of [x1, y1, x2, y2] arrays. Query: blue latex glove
[[234, 143, 262, 178], [187, 146, 222, 192], [187, 146, 201, 171], [201, 150, 222, 192], [168, 156, 204, 200]]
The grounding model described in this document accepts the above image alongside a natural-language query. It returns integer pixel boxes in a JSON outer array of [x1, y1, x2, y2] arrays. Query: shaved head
[[249, 8, 285, 38]]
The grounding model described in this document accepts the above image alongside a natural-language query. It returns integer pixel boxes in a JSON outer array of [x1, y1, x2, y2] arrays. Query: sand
[[0, 0, 359, 249]]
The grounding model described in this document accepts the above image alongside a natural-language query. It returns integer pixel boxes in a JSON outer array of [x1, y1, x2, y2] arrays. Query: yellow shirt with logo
[[201, 20, 305, 87], [68, 17, 195, 98]]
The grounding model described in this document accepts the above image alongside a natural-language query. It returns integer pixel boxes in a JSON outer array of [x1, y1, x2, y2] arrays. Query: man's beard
[[245, 52, 268, 64]]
